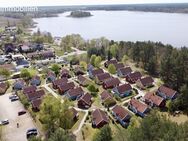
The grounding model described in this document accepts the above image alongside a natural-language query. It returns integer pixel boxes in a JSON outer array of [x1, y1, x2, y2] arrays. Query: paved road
[[0, 93, 37, 141]]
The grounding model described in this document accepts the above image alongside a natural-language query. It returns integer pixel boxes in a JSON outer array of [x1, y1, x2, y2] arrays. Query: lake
[[33, 11, 188, 47]]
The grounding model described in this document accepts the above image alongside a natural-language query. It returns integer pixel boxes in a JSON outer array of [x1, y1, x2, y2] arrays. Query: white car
[[0, 119, 9, 125]]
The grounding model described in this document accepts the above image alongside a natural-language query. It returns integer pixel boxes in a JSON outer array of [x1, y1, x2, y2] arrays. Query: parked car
[[26, 128, 38, 138], [9, 94, 17, 100], [11, 96, 19, 102], [18, 110, 26, 116], [0, 119, 9, 125]]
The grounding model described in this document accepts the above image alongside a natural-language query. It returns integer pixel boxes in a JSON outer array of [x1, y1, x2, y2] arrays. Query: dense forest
[[68, 11, 92, 18]]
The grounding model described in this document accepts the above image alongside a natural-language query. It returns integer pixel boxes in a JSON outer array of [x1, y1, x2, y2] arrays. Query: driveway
[[0, 93, 38, 141]]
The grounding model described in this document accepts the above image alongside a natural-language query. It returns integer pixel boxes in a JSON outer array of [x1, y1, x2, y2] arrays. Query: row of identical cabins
[[0, 59, 178, 128]]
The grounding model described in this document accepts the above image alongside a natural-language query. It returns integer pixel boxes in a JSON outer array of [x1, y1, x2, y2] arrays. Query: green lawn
[[71, 111, 86, 131]]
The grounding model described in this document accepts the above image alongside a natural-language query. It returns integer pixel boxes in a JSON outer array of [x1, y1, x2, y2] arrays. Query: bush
[[87, 84, 98, 93]]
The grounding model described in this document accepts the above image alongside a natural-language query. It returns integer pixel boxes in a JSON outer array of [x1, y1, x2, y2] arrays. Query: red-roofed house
[[112, 83, 132, 98], [157, 85, 178, 100], [23, 85, 37, 95], [112, 105, 131, 127], [103, 77, 121, 89], [117, 67, 132, 78], [58, 82, 75, 95], [26, 89, 45, 101], [143, 92, 165, 108], [126, 72, 142, 84], [92, 109, 109, 128], [128, 98, 150, 117], [95, 73, 111, 84], [136, 76, 154, 89], [100, 91, 116, 107], [52, 78, 68, 89], [66, 87, 84, 100], [77, 93, 92, 109]]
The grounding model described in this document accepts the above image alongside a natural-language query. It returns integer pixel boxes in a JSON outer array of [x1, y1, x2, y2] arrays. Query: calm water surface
[[33, 11, 188, 47]]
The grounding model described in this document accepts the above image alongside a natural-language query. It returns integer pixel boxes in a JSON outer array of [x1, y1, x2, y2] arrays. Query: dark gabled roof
[[77, 75, 87, 83], [92, 109, 109, 126], [41, 51, 54, 57], [118, 67, 132, 75], [144, 92, 164, 106], [158, 85, 177, 98], [23, 85, 37, 94], [78, 93, 92, 105], [114, 63, 124, 70], [129, 98, 149, 113], [112, 105, 130, 120], [128, 72, 142, 79], [91, 69, 104, 77], [139, 76, 154, 85], [0, 82, 7, 90], [105, 59, 118, 66], [103, 77, 121, 88], [53, 78, 68, 86], [61, 68, 69, 75], [26, 89, 45, 101], [31, 98, 42, 109], [101, 91, 113, 102], [58, 82, 75, 92], [96, 73, 111, 82], [67, 87, 84, 97], [116, 83, 132, 93]]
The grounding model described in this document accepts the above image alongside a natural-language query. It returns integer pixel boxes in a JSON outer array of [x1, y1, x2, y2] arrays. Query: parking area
[[0, 93, 38, 141]]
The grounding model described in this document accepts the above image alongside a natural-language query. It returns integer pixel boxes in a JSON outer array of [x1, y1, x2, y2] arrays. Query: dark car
[[18, 110, 26, 116], [26, 128, 38, 138], [11, 96, 19, 102]]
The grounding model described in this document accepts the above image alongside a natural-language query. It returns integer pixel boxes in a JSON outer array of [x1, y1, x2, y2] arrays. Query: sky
[[0, 0, 188, 7]]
